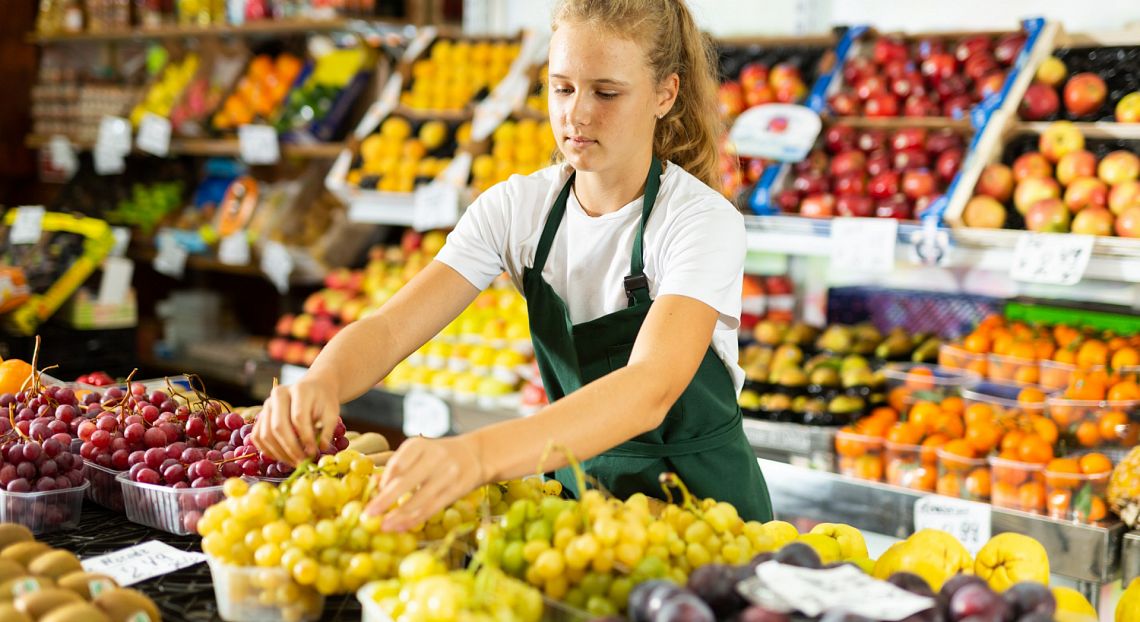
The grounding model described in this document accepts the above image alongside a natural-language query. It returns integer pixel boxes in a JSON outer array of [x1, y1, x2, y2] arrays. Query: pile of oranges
[[212, 54, 305, 131], [1050, 367, 1140, 449], [1042, 453, 1113, 522]]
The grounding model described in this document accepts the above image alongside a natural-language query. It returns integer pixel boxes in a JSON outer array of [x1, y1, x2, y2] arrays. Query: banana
[[348, 432, 390, 454], [367, 451, 395, 466]]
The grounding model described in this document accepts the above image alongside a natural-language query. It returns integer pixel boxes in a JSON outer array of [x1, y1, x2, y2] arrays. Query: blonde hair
[[551, 0, 723, 191]]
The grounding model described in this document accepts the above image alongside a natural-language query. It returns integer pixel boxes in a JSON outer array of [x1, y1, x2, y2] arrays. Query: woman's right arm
[[252, 260, 481, 463]]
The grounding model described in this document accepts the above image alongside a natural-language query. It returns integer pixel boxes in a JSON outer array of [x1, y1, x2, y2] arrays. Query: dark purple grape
[[205, 450, 223, 462], [182, 448, 205, 463], [159, 423, 180, 444], [140, 405, 160, 422], [123, 423, 145, 444], [149, 390, 168, 406], [16, 463, 35, 480], [163, 463, 187, 484], [109, 436, 128, 453], [127, 450, 146, 467], [686, 563, 746, 618], [820, 611, 875, 622], [94, 452, 112, 468], [629, 580, 681, 622], [90, 430, 111, 449], [939, 575, 989, 611], [55, 452, 73, 470], [220, 462, 241, 478], [110, 449, 130, 470], [7, 478, 30, 493], [888, 572, 936, 598], [40, 460, 59, 478], [1003, 582, 1055, 618], [655, 592, 715, 622], [128, 463, 147, 479], [166, 442, 187, 461], [96, 416, 118, 433], [47, 419, 68, 435], [22, 442, 42, 462], [190, 477, 213, 489], [0, 465, 16, 486], [738, 606, 791, 622], [773, 542, 822, 569], [35, 477, 57, 492], [950, 584, 1007, 622]]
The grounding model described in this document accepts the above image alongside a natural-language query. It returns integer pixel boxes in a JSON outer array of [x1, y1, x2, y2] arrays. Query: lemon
[[380, 117, 412, 141], [419, 121, 448, 150]]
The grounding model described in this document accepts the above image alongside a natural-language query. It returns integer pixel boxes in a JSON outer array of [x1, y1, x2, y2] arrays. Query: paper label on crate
[[93, 145, 127, 176], [413, 182, 460, 232], [153, 232, 188, 279], [98, 256, 134, 305], [80, 541, 205, 587], [97, 115, 132, 156], [403, 390, 450, 438], [915, 495, 992, 555], [9, 206, 46, 245], [728, 104, 821, 162], [829, 217, 898, 276], [218, 231, 251, 266], [238, 124, 280, 165], [1010, 232, 1094, 286], [48, 135, 79, 179], [260, 240, 293, 294], [136, 113, 172, 157], [743, 561, 936, 620]]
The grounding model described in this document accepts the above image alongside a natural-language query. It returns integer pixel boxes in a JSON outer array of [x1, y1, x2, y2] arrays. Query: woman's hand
[[365, 435, 487, 532], [250, 379, 342, 465]]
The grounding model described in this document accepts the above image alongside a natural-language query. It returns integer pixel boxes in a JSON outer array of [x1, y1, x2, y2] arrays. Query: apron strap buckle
[[623, 273, 649, 306]]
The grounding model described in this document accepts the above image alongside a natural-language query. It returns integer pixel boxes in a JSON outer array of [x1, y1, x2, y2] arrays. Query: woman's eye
[[553, 87, 573, 95], [597, 92, 618, 99]]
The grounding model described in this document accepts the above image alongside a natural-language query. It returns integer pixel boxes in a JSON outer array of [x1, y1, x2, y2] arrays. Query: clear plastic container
[[357, 579, 589, 622], [1038, 361, 1106, 391], [989, 456, 1045, 514], [936, 449, 990, 501], [1047, 398, 1140, 450], [0, 481, 89, 535], [987, 354, 1039, 385], [1044, 466, 1111, 524], [884, 441, 935, 492], [835, 430, 885, 482], [83, 459, 125, 512], [938, 344, 988, 378], [117, 472, 231, 535], [961, 381, 1050, 420], [208, 557, 324, 622], [883, 363, 981, 408]]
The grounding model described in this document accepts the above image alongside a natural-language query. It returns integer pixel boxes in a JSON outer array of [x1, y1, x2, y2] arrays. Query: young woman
[[251, 0, 772, 530]]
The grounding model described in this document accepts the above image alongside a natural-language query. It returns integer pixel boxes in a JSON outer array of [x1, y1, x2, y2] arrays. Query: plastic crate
[[990, 456, 1046, 513], [208, 557, 324, 622], [835, 429, 885, 482], [936, 449, 991, 501], [117, 472, 231, 535]]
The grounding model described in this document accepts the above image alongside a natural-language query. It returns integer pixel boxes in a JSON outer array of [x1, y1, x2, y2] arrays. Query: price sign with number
[[1010, 232, 1094, 286], [829, 217, 898, 276], [93, 145, 126, 176], [81, 541, 205, 587], [238, 124, 280, 165], [97, 116, 132, 155], [914, 495, 991, 555], [403, 390, 450, 438], [137, 113, 172, 157], [9, 206, 46, 245]]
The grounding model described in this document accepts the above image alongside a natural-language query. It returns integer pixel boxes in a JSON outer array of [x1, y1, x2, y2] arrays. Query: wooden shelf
[[27, 17, 408, 44], [25, 134, 344, 159]]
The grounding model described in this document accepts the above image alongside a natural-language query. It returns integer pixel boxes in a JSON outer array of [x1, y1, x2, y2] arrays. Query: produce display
[[471, 118, 556, 194], [130, 53, 201, 127], [401, 37, 521, 112], [170, 45, 248, 137], [344, 116, 464, 192], [211, 53, 306, 132], [274, 46, 374, 140], [1019, 46, 1140, 122]]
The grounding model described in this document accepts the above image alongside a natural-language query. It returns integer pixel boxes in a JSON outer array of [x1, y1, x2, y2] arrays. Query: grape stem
[[658, 472, 702, 515], [7, 403, 29, 441]]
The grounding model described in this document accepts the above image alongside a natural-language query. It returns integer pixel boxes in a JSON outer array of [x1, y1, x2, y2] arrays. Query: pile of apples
[[718, 61, 810, 119], [1020, 52, 1140, 123], [773, 123, 965, 219], [829, 32, 1026, 118], [964, 121, 1140, 237]]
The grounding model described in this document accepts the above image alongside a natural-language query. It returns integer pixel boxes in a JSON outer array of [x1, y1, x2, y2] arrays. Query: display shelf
[[1125, 530, 1140, 585], [25, 134, 345, 159], [26, 17, 407, 44], [129, 245, 327, 284], [742, 417, 837, 469]]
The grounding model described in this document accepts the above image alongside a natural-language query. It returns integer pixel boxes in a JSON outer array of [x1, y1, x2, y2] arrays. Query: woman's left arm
[[367, 294, 719, 530]]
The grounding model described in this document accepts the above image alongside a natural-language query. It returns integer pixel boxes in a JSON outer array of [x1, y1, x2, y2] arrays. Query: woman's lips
[[566, 136, 595, 147]]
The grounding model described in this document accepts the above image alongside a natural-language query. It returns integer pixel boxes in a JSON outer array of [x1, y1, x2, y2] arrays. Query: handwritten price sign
[[914, 495, 991, 555], [80, 541, 205, 586], [1010, 232, 1094, 286]]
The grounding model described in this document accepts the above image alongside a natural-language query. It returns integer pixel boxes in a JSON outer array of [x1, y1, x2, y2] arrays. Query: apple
[[891, 128, 927, 152], [963, 54, 999, 82], [994, 33, 1026, 65], [1012, 152, 1053, 181], [893, 148, 930, 171], [855, 75, 888, 101], [1019, 83, 1060, 120], [1116, 205, 1140, 237], [830, 151, 867, 177], [955, 35, 992, 62], [1108, 180, 1140, 216], [869, 171, 901, 200], [309, 315, 337, 344], [903, 95, 940, 117], [926, 129, 963, 155], [718, 82, 745, 117], [774, 189, 801, 213], [875, 194, 913, 219], [964, 195, 1007, 228], [915, 38, 946, 60], [793, 172, 829, 195], [977, 163, 1014, 202], [400, 229, 422, 254], [856, 130, 888, 153], [795, 150, 829, 173], [340, 298, 367, 324], [1063, 176, 1109, 211], [1036, 57, 1068, 87], [267, 337, 289, 361], [942, 95, 974, 119], [739, 63, 769, 92], [1055, 150, 1097, 186], [824, 125, 857, 154], [837, 194, 875, 218], [921, 53, 958, 85], [1117, 91, 1140, 123], [902, 170, 937, 199], [744, 85, 776, 108], [283, 341, 307, 366], [1025, 198, 1071, 232], [833, 173, 868, 196], [936, 149, 963, 182], [1064, 73, 1108, 116], [891, 74, 924, 99], [1098, 150, 1140, 185], [302, 345, 321, 368], [866, 151, 892, 177], [775, 80, 807, 104], [828, 92, 861, 116], [1014, 177, 1061, 215], [935, 74, 969, 99], [291, 313, 315, 341], [914, 194, 938, 219], [1072, 206, 1115, 236], [883, 60, 911, 80], [864, 93, 900, 117], [770, 63, 801, 89], [976, 71, 1007, 100], [800, 193, 836, 218], [275, 313, 295, 337], [873, 37, 909, 66], [1039, 120, 1085, 163], [302, 291, 325, 316], [843, 57, 876, 85]]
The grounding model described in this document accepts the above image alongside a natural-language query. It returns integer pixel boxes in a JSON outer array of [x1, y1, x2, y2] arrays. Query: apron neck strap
[[532, 169, 575, 275]]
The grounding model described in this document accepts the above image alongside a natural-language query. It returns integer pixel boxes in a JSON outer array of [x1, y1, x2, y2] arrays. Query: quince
[[846, 555, 875, 574], [795, 534, 843, 565], [975, 533, 1049, 591], [1051, 587, 1096, 621], [872, 541, 909, 580], [762, 521, 799, 548], [809, 523, 869, 560], [1118, 577, 1140, 622], [892, 530, 974, 591]]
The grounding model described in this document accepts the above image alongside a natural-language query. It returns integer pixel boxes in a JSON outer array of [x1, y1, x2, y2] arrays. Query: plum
[[938, 574, 989, 612], [949, 583, 1009, 622], [1002, 582, 1055, 618], [629, 580, 681, 622], [888, 572, 936, 598], [654, 592, 715, 622], [687, 564, 746, 618], [738, 606, 791, 622], [773, 542, 822, 568]]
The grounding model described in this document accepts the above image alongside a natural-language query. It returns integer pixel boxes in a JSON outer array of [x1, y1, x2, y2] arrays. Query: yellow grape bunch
[[419, 476, 564, 541]]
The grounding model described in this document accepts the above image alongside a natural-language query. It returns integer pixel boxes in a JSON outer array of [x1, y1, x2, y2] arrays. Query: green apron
[[522, 157, 772, 522]]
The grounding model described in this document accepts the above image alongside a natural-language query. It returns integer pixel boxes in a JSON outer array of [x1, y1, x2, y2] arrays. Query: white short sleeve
[[434, 181, 512, 291], [653, 199, 746, 331]]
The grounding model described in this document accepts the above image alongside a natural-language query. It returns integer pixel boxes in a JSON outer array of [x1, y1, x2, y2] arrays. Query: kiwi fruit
[[0, 576, 53, 601], [0, 525, 34, 551], [0, 602, 31, 622], [28, 550, 83, 580], [15, 587, 82, 618], [1, 542, 51, 568], [57, 571, 118, 599], [94, 588, 161, 622], [40, 602, 112, 622], [0, 559, 26, 583]]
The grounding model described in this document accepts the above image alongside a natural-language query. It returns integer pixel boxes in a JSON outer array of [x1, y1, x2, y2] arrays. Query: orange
[[965, 421, 1002, 454], [1018, 481, 1046, 512], [1044, 458, 1081, 488], [905, 367, 936, 391], [1047, 488, 1072, 517], [1099, 410, 1129, 442], [912, 465, 937, 492], [963, 332, 991, 354], [993, 481, 1019, 507], [908, 400, 942, 432], [1009, 341, 1038, 361], [1034, 339, 1057, 361], [1111, 347, 1140, 370], [992, 332, 1014, 356], [964, 403, 996, 426], [1087, 496, 1108, 522], [1054, 325, 1080, 348], [1014, 365, 1041, 385], [1077, 340, 1109, 369], [1000, 429, 1026, 454], [937, 472, 962, 497], [1068, 370, 1108, 401], [1076, 421, 1101, 448], [1119, 422, 1140, 446], [1107, 380, 1140, 402], [965, 468, 991, 499], [1018, 434, 1054, 464], [854, 417, 890, 438], [930, 413, 965, 439], [966, 358, 988, 377], [1078, 452, 1113, 475], [835, 427, 866, 458], [1030, 416, 1059, 446], [854, 455, 884, 481], [0, 359, 33, 395], [942, 439, 977, 459], [1054, 347, 1078, 365], [888, 387, 910, 413], [921, 434, 950, 465], [941, 396, 964, 415], [869, 406, 899, 425], [1018, 387, 1047, 404], [978, 313, 1005, 331], [1011, 322, 1034, 340], [886, 422, 924, 445]]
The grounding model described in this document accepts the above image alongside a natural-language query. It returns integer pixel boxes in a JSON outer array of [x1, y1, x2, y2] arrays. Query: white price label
[[742, 562, 936, 620], [260, 240, 293, 294], [1010, 232, 1094, 286], [153, 233, 188, 279], [93, 145, 126, 175], [9, 206, 46, 245], [81, 541, 205, 587], [914, 495, 992, 555], [402, 26, 438, 63], [238, 124, 280, 165], [218, 232, 251, 266], [97, 115, 133, 155], [136, 113, 172, 157], [280, 363, 308, 386], [403, 390, 450, 438], [98, 256, 134, 305], [729, 104, 822, 162], [413, 182, 460, 232], [830, 217, 898, 276], [48, 135, 79, 178], [110, 226, 131, 257]]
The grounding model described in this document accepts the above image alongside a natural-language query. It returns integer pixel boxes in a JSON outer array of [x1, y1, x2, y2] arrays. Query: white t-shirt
[[436, 161, 747, 393]]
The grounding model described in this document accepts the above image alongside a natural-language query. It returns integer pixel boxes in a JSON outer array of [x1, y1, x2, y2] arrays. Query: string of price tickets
[[738, 561, 935, 620]]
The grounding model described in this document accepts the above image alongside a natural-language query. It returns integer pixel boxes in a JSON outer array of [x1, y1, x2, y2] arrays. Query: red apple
[[935, 149, 963, 182], [833, 173, 869, 196], [775, 189, 801, 212], [1115, 205, 1140, 237], [1036, 57, 1068, 87], [856, 130, 888, 153], [1071, 206, 1115, 236], [800, 193, 836, 218], [964, 195, 1007, 228], [1098, 150, 1140, 185], [775, 80, 807, 104], [745, 158, 766, 183], [902, 170, 937, 199], [869, 171, 901, 199], [739, 62, 770, 92], [875, 194, 913, 219], [955, 35, 992, 62], [1019, 83, 1060, 120], [865, 93, 900, 117], [310, 315, 337, 344], [873, 37, 909, 66], [1039, 121, 1085, 163], [1015, 178, 1062, 215], [718, 82, 745, 117], [837, 194, 875, 218], [891, 128, 928, 152], [1116, 92, 1140, 123], [744, 85, 776, 108], [994, 33, 1026, 65], [793, 172, 829, 195], [275, 313, 295, 337], [855, 75, 889, 101], [830, 150, 867, 177], [903, 94, 941, 117], [843, 57, 876, 85], [963, 54, 999, 82], [1064, 73, 1108, 116], [942, 95, 974, 119], [267, 337, 289, 361], [976, 71, 1007, 100], [794, 149, 829, 174], [891, 74, 925, 99], [893, 148, 930, 171], [921, 53, 958, 86], [824, 125, 857, 154], [828, 92, 861, 116], [1108, 180, 1140, 216], [770, 63, 802, 89], [883, 60, 911, 80], [926, 129, 964, 155], [1055, 150, 1097, 186], [977, 163, 1014, 202], [915, 38, 946, 60], [936, 75, 970, 99], [866, 150, 892, 177], [283, 341, 307, 366], [1063, 176, 1109, 211], [1012, 152, 1053, 181], [1025, 198, 1071, 232]]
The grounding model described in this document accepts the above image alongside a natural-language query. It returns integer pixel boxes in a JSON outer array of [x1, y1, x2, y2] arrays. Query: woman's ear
[[657, 72, 679, 118]]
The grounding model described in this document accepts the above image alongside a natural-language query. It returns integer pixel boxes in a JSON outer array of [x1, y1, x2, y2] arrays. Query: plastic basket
[[1047, 398, 1140, 450], [0, 481, 89, 535], [83, 459, 125, 512], [1044, 463, 1111, 524], [936, 448, 991, 502], [207, 557, 324, 622], [117, 472, 232, 535], [835, 430, 885, 482], [989, 456, 1046, 514], [884, 441, 935, 492]]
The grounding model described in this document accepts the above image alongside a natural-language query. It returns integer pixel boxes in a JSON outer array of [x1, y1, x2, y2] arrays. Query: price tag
[[260, 240, 293, 294], [153, 233, 188, 279], [136, 113, 172, 157], [80, 541, 205, 587], [403, 390, 450, 438], [1010, 232, 1094, 286], [280, 363, 308, 386], [93, 145, 126, 176], [9, 206, 46, 245], [48, 135, 79, 179], [741, 562, 935, 620], [914, 495, 992, 555], [238, 124, 280, 165], [218, 232, 251, 265], [97, 115, 132, 155], [829, 217, 898, 276], [413, 182, 460, 232], [98, 256, 134, 305], [728, 104, 822, 162]]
